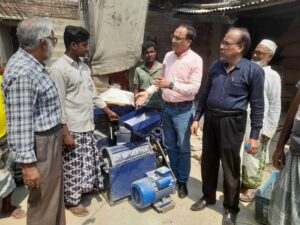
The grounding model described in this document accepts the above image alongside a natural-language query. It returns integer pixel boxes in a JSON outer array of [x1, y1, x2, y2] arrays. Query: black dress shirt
[[194, 58, 265, 139]]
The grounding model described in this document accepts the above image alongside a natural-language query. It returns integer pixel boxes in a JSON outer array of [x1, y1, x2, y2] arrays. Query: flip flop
[[239, 189, 256, 202], [9, 208, 26, 219], [67, 205, 89, 217]]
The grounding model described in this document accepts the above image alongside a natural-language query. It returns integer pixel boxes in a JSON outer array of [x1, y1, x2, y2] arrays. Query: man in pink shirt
[[136, 24, 203, 198]]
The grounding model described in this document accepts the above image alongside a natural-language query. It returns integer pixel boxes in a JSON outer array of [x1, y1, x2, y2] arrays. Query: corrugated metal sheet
[[175, 0, 296, 15]]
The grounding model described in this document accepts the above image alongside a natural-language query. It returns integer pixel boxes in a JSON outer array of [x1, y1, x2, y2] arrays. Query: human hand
[[261, 134, 270, 144], [153, 76, 171, 89], [135, 91, 149, 106], [191, 121, 199, 136], [63, 133, 76, 151], [21, 163, 40, 189], [245, 139, 259, 154], [272, 148, 285, 170], [107, 110, 119, 121]]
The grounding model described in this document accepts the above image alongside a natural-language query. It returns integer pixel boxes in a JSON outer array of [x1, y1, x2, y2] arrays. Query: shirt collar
[[141, 61, 161, 74], [19, 48, 45, 73], [235, 58, 246, 69], [175, 48, 191, 59], [63, 54, 83, 69], [221, 58, 245, 71]]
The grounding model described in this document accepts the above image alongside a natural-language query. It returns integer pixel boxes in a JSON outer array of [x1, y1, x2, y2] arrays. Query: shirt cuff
[[146, 85, 157, 95], [261, 128, 276, 140], [12, 150, 37, 164], [193, 112, 201, 122], [250, 129, 260, 139], [99, 102, 107, 109], [94, 98, 107, 109]]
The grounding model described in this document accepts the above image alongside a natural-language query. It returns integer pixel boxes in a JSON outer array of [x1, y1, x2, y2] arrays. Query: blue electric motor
[[100, 142, 156, 204], [131, 166, 176, 211]]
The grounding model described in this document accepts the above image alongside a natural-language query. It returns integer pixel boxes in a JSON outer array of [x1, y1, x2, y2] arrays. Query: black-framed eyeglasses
[[44, 36, 58, 45], [220, 40, 239, 48], [171, 34, 187, 41]]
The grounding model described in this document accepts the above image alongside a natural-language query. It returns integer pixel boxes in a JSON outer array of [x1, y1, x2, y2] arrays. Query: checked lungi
[[63, 131, 104, 206], [268, 152, 300, 225]]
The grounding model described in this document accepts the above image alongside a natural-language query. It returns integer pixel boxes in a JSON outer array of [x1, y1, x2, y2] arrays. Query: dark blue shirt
[[194, 58, 264, 139]]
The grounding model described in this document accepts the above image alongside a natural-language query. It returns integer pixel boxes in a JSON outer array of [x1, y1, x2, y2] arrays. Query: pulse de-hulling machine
[[95, 107, 176, 212]]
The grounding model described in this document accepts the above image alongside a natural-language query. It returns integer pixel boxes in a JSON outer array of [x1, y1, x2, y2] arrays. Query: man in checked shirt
[[2, 18, 65, 225]]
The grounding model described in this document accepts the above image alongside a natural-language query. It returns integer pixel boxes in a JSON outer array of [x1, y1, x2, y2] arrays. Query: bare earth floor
[[0, 131, 272, 225]]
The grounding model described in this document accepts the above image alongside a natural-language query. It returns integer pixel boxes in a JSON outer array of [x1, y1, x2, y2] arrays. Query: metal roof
[[175, 0, 296, 15]]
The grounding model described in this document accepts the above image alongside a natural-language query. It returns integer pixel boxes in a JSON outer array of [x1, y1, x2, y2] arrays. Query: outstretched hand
[[101, 106, 119, 121], [107, 111, 119, 121], [135, 91, 149, 106]]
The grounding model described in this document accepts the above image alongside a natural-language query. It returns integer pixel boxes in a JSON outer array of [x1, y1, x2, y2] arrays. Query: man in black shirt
[[190, 27, 264, 225]]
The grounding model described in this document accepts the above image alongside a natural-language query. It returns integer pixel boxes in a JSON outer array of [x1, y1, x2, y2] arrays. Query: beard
[[252, 60, 267, 67], [219, 52, 228, 63], [43, 39, 54, 65]]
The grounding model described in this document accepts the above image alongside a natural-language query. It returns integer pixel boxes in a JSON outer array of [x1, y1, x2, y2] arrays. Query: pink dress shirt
[[147, 49, 203, 102]]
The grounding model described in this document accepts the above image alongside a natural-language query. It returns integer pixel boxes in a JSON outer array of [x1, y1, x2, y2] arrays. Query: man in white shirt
[[49, 26, 118, 216], [240, 39, 281, 202]]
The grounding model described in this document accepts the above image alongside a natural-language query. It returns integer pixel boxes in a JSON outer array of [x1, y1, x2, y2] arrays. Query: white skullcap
[[259, 39, 277, 54]]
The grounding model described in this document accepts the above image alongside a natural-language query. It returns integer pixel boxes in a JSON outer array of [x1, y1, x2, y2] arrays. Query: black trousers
[[201, 108, 247, 213]]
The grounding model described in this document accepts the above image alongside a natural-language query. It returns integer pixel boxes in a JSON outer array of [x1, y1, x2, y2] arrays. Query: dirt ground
[[0, 125, 274, 225]]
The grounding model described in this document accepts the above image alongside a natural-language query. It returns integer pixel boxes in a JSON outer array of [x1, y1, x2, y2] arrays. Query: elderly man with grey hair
[[240, 39, 281, 202], [2, 17, 65, 225]]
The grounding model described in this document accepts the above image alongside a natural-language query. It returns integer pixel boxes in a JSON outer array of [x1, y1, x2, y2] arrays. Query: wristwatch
[[168, 82, 174, 89]]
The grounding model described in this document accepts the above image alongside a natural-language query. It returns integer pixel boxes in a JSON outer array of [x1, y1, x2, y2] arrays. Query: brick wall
[[0, 0, 80, 20]]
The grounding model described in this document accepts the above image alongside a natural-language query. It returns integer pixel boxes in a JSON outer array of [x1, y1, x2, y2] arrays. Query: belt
[[207, 106, 244, 117], [35, 124, 62, 134], [164, 101, 193, 107]]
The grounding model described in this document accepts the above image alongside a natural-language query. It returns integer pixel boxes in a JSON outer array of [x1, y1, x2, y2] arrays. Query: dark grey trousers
[[27, 125, 65, 225]]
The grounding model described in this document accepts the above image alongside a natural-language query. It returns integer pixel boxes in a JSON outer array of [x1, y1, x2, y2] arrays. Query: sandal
[[239, 189, 256, 202], [67, 205, 89, 217]]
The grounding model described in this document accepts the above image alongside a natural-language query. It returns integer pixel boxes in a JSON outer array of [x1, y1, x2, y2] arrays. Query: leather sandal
[[239, 189, 256, 202], [67, 204, 89, 217]]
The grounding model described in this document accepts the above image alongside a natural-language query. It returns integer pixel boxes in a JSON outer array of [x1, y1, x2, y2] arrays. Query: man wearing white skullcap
[[240, 39, 281, 202]]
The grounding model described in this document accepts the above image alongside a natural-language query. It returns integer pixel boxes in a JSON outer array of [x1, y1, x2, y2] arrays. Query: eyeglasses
[[44, 36, 58, 45], [252, 50, 271, 56], [220, 40, 239, 48], [171, 34, 187, 42]]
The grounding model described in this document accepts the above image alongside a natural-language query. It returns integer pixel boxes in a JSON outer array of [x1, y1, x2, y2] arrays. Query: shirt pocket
[[68, 71, 83, 88], [226, 81, 247, 97], [174, 63, 189, 83]]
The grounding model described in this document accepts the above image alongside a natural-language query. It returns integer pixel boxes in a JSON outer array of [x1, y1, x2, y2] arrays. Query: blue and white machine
[[101, 142, 156, 204], [96, 107, 175, 212], [131, 166, 176, 212]]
